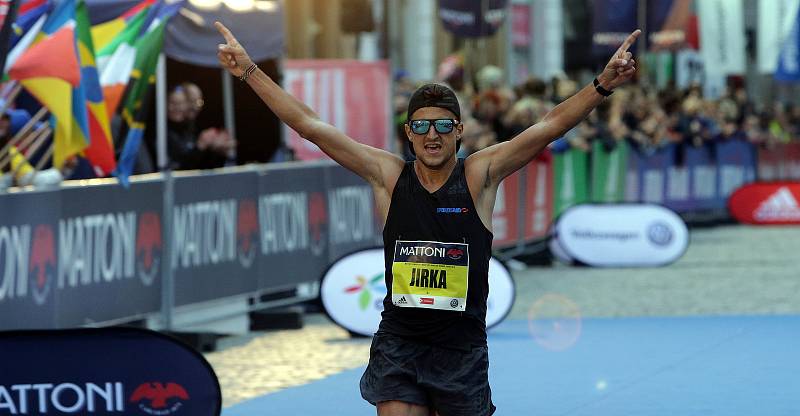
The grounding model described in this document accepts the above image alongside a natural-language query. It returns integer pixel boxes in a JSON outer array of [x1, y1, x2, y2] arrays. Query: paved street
[[205, 225, 800, 407]]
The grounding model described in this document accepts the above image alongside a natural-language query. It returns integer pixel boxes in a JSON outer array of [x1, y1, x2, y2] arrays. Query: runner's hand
[[215, 21, 254, 78], [596, 29, 641, 91]]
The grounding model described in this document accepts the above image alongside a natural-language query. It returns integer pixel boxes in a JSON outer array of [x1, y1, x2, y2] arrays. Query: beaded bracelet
[[239, 63, 257, 82]]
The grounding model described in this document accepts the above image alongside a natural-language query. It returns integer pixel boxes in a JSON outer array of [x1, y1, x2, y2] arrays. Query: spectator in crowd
[[457, 117, 497, 158], [166, 84, 236, 170], [473, 65, 514, 140], [502, 77, 552, 138]]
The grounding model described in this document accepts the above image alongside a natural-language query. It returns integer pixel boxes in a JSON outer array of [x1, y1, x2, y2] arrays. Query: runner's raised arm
[[467, 29, 641, 185]]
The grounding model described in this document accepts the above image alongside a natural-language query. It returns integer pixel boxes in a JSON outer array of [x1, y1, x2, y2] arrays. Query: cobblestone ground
[[205, 321, 371, 407], [206, 225, 800, 407], [510, 225, 800, 320]]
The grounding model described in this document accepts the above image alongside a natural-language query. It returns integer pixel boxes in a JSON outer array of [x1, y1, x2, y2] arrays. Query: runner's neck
[[414, 158, 457, 193]]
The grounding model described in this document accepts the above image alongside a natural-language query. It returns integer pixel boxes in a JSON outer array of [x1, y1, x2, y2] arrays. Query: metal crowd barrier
[[1, 141, 798, 331]]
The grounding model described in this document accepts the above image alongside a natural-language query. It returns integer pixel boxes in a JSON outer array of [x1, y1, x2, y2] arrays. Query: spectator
[[502, 77, 552, 137], [166, 84, 236, 170]]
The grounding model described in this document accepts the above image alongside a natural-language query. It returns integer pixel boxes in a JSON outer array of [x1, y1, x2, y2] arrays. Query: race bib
[[391, 240, 468, 311]]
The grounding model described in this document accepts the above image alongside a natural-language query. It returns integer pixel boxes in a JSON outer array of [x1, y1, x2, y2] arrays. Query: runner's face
[[405, 107, 462, 169]]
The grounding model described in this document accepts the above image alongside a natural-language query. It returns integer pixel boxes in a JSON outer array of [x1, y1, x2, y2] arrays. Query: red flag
[[8, 26, 80, 85]]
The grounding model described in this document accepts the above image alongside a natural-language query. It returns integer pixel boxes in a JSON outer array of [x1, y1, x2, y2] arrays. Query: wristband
[[593, 78, 613, 97]]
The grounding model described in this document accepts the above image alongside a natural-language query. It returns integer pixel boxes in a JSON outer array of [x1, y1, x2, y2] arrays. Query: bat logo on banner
[[29, 224, 55, 306], [308, 191, 328, 256], [136, 212, 162, 286], [130, 382, 190, 412], [237, 199, 258, 269]]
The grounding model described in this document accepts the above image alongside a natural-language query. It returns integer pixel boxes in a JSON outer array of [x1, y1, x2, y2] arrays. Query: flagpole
[[221, 69, 236, 158], [156, 52, 168, 170], [0, 124, 48, 170], [0, 107, 48, 168], [19, 126, 51, 160], [7, 126, 50, 181], [34, 143, 54, 171], [0, 83, 22, 115]]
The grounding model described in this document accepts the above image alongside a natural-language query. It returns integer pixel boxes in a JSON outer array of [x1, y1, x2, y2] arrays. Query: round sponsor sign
[[549, 203, 689, 267], [320, 247, 515, 337]]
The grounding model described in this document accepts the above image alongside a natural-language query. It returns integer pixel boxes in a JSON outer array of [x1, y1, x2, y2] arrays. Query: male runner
[[216, 22, 640, 416]]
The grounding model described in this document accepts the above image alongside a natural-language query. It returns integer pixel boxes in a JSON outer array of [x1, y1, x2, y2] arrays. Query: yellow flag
[[20, 77, 85, 168], [9, 146, 35, 182]]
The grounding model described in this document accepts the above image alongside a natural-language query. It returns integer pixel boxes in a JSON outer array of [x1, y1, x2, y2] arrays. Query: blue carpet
[[224, 316, 800, 415]]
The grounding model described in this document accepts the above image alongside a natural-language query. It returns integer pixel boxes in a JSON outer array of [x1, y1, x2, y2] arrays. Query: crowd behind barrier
[[393, 68, 800, 161], [2, 139, 799, 330]]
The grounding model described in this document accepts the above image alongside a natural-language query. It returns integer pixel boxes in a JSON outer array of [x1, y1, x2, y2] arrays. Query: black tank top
[[379, 159, 493, 350]]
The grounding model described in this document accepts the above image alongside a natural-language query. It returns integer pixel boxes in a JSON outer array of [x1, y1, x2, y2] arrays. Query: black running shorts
[[360, 332, 496, 416]]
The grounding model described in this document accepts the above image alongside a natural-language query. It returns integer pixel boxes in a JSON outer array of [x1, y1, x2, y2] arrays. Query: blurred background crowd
[[393, 68, 800, 162]]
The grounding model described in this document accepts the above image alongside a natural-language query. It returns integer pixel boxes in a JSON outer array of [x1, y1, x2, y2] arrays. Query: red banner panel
[[523, 158, 554, 241], [283, 60, 391, 161], [728, 182, 800, 225], [492, 171, 520, 248], [758, 143, 800, 181]]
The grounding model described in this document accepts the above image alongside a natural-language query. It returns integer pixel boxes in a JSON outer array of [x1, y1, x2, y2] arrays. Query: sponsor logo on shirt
[[436, 207, 469, 214]]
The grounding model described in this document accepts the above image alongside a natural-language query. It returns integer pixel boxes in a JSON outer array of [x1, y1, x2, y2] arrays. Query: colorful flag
[[8, 25, 80, 170], [115, 0, 184, 186], [91, 0, 153, 51], [96, 3, 151, 118], [2, 0, 46, 78], [8, 0, 48, 47], [0, 0, 19, 73], [9, 0, 84, 169], [76, 0, 115, 175]]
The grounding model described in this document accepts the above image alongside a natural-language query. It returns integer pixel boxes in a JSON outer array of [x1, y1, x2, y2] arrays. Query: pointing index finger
[[214, 21, 237, 45], [617, 29, 642, 55]]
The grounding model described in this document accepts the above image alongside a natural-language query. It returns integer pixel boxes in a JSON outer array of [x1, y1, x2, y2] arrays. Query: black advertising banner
[[172, 171, 259, 306], [0, 190, 60, 329], [646, 0, 693, 50], [323, 164, 383, 263], [592, 0, 638, 57], [257, 164, 329, 291], [438, 0, 508, 38], [0, 327, 221, 415], [57, 181, 163, 327]]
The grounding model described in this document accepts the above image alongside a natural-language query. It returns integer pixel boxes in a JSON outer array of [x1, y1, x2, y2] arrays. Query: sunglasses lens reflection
[[410, 119, 455, 135]]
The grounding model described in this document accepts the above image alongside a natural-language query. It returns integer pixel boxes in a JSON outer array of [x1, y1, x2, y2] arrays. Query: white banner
[[758, 0, 800, 73], [549, 204, 689, 267], [675, 49, 704, 90], [698, 0, 746, 85], [531, 0, 564, 80], [320, 248, 515, 337]]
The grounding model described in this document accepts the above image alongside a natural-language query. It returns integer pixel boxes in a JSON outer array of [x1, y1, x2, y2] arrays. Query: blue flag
[[114, 0, 186, 187], [775, 6, 800, 81]]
